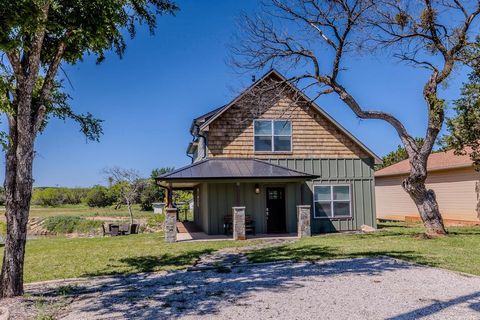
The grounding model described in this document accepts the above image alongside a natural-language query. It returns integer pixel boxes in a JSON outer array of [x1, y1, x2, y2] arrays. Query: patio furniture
[[109, 224, 120, 236], [223, 215, 256, 236], [102, 224, 111, 237], [119, 224, 130, 235], [130, 224, 139, 234]]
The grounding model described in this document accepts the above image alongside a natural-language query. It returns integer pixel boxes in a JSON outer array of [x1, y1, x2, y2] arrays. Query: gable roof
[[375, 149, 474, 177], [195, 69, 382, 164], [156, 158, 317, 182]]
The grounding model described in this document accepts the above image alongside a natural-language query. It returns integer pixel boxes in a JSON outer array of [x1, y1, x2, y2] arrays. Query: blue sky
[[2, 0, 470, 187]]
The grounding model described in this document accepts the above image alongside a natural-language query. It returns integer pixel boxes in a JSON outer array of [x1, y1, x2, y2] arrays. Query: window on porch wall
[[313, 185, 352, 219]]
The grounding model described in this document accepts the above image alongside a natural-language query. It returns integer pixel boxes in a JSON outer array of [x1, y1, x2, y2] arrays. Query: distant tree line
[[0, 167, 176, 211], [376, 138, 447, 170]]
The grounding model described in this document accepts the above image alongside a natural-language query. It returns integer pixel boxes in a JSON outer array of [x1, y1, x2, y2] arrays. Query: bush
[[85, 185, 115, 208], [31, 187, 90, 206], [64, 188, 90, 204], [32, 188, 64, 206], [146, 214, 165, 229], [140, 183, 164, 211], [44, 216, 103, 234]]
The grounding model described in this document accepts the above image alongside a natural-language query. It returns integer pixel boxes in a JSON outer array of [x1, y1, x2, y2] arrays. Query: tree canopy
[[0, 0, 178, 297], [0, 0, 178, 142], [442, 65, 480, 169]]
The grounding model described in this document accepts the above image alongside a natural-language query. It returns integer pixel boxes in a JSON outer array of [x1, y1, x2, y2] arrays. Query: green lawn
[[1, 222, 479, 284], [0, 204, 153, 219], [13, 233, 251, 283], [248, 222, 480, 276]]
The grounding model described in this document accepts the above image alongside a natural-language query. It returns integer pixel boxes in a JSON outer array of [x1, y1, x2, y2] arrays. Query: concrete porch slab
[[176, 232, 298, 242]]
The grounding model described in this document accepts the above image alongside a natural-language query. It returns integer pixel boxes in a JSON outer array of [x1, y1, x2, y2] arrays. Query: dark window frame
[[253, 119, 292, 153], [313, 184, 352, 219]]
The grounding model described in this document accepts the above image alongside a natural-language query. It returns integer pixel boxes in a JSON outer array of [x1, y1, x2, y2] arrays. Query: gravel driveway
[[4, 257, 480, 319]]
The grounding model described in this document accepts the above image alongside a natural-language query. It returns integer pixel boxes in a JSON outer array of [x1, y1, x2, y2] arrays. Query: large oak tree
[[232, 0, 480, 236], [0, 0, 178, 297]]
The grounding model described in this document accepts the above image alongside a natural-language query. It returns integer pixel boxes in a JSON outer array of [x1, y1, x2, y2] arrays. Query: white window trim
[[313, 184, 352, 219], [253, 119, 292, 152]]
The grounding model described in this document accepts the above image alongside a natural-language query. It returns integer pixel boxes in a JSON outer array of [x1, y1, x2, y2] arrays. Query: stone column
[[232, 206, 246, 240], [297, 205, 311, 238], [165, 207, 177, 243]]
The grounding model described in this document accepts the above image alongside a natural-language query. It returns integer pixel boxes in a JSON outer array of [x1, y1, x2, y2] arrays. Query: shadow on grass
[[246, 244, 435, 268], [81, 249, 215, 278], [447, 227, 480, 236]]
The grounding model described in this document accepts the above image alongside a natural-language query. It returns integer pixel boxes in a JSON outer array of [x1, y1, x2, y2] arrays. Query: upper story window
[[254, 120, 292, 152]]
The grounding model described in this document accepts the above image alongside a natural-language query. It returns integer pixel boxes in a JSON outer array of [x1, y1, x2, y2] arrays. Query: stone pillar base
[[233, 206, 246, 240], [165, 208, 177, 243], [297, 205, 311, 238]]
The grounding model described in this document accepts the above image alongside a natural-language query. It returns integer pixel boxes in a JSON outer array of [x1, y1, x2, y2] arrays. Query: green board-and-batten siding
[[193, 158, 376, 234], [264, 158, 376, 233]]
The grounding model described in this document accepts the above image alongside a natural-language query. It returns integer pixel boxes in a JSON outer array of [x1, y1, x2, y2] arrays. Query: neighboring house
[[157, 70, 381, 235], [375, 149, 480, 224]]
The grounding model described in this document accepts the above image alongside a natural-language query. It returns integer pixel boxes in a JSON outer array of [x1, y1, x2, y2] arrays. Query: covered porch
[[156, 158, 317, 242], [176, 229, 298, 242]]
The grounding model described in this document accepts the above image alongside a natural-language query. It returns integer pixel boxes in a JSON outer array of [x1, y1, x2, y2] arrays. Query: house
[[375, 149, 480, 225], [157, 70, 381, 239]]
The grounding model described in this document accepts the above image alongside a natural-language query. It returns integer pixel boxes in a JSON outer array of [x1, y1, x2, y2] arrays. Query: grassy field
[[0, 204, 153, 220], [248, 222, 480, 276], [1, 222, 479, 283], [13, 233, 251, 283]]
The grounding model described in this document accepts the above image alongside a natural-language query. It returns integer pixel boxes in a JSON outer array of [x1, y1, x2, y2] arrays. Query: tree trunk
[[402, 159, 447, 236], [127, 200, 134, 225], [0, 123, 35, 297]]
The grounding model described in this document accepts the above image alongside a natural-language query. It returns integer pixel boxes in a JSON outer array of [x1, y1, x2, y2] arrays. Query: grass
[[0, 204, 153, 220], [1, 221, 479, 283], [6, 233, 252, 283], [247, 222, 480, 276]]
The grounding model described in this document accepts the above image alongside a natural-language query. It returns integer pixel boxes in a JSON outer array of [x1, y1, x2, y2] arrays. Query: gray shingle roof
[[157, 158, 317, 181]]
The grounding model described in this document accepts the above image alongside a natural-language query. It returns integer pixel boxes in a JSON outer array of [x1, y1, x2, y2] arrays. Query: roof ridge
[[196, 69, 382, 164]]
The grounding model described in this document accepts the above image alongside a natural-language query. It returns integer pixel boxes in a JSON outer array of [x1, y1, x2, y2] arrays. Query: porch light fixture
[[255, 184, 260, 194]]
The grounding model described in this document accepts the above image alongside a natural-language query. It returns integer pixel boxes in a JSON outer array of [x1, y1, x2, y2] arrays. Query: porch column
[[165, 207, 177, 243], [232, 206, 246, 240], [297, 205, 311, 238]]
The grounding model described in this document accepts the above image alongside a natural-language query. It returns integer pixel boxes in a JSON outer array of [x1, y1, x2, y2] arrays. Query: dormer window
[[254, 120, 292, 152]]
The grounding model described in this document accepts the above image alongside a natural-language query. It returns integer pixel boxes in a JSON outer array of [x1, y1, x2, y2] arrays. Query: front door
[[266, 187, 286, 233]]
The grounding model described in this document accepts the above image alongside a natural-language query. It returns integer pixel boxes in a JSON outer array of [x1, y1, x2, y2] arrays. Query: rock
[[361, 224, 376, 233]]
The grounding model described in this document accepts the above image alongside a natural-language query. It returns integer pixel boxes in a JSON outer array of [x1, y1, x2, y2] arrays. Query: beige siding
[[206, 95, 368, 159], [375, 167, 480, 222]]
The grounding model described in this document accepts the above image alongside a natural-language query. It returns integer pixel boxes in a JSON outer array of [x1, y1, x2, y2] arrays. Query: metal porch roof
[[156, 158, 317, 181]]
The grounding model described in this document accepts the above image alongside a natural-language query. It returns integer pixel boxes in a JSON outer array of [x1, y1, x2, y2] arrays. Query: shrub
[[146, 214, 165, 229], [44, 216, 103, 234], [64, 188, 89, 205], [31, 187, 90, 206], [85, 185, 115, 208], [32, 188, 64, 206], [44, 216, 81, 233], [140, 183, 163, 211]]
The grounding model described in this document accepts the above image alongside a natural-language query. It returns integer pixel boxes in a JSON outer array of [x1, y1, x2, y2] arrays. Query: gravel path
[[3, 257, 480, 319]]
